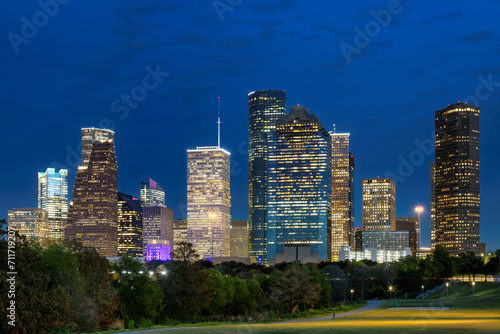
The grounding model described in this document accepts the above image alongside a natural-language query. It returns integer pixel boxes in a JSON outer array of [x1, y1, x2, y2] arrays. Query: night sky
[[2, 0, 499, 251]]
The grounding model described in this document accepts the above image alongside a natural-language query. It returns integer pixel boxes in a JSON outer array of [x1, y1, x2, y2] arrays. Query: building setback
[[187, 146, 231, 259], [433, 102, 480, 255], [248, 89, 286, 265], [65, 128, 118, 257], [267, 105, 332, 264], [38, 167, 68, 243]]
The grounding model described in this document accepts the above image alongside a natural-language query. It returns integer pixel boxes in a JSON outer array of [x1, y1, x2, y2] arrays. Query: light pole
[[389, 286, 393, 300], [350, 289, 354, 302], [446, 282, 449, 298], [208, 212, 216, 261], [421, 285, 424, 296], [472, 281, 476, 296]]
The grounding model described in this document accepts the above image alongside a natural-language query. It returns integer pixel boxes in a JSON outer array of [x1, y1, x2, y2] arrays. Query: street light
[[421, 285, 424, 296], [208, 212, 217, 261], [350, 289, 354, 302], [472, 281, 476, 296], [446, 282, 449, 298], [389, 286, 393, 300]]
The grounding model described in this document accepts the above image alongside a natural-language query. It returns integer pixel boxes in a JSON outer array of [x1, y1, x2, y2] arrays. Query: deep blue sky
[[2, 0, 499, 251]]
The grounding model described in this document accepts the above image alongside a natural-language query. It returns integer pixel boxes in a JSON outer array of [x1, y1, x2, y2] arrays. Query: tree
[[345, 263, 370, 300], [322, 265, 348, 305], [431, 246, 454, 280], [172, 241, 199, 262]]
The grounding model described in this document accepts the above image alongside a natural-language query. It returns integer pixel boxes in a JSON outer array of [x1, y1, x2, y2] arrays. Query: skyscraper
[[65, 128, 118, 257], [173, 218, 188, 255], [38, 167, 68, 243], [187, 146, 231, 260], [8, 208, 49, 246], [267, 105, 332, 264], [362, 178, 396, 231], [140, 178, 165, 207], [230, 220, 249, 258], [248, 89, 286, 264], [430, 161, 436, 250], [117, 192, 143, 257], [143, 205, 174, 260], [433, 102, 480, 256], [81, 127, 115, 167], [330, 131, 354, 261]]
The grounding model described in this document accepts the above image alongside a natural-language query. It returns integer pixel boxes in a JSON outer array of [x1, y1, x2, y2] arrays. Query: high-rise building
[[330, 131, 354, 261], [230, 220, 249, 258], [187, 146, 231, 260], [361, 230, 410, 251], [65, 128, 118, 257], [396, 217, 420, 256], [354, 227, 363, 251], [267, 105, 332, 264], [140, 178, 165, 207], [81, 127, 115, 167], [143, 205, 174, 259], [362, 178, 396, 231], [8, 208, 49, 246], [173, 219, 187, 255], [248, 89, 286, 264], [433, 102, 480, 256], [38, 167, 68, 243], [430, 162, 436, 250], [117, 192, 143, 257]]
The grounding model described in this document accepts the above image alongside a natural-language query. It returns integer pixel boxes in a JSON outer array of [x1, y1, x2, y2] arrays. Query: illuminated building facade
[[396, 217, 420, 256], [8, 208, 49, 246], [267, 105, 332, 264], [230, 220, 249, 258], [187, 147, 231, 260], [117, 192, 143, 257], [361, 230, 410, 251], [248, 89, 286, 264], [339, 246, 411, 263], [146, 239, 171, 262], [430, 161, 436, 250], [81, 127, 114, 167], [434, 102, 480, 256], [354, 227, 363, 251], [362, 178, 396, 231], [65, 128, 118, 257], [173, 219, 187, 255], [142, 205, 174, 259], [38, 167, 68, 243], [140, 178, 165, 207], [330, 132, 354, 261]]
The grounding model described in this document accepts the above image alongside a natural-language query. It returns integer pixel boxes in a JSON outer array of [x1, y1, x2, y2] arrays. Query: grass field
[[133, 282, 500, 334]]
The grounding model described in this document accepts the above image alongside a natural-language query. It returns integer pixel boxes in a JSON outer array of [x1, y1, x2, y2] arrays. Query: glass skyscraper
[[38, 167, 68, 243], [267, 105, 332, 264], [65, 128, 118, 257], [81, 127, 115, 167], [143, 205, 174, 259], [140, 178, 165, 207], [248, 89, 286, 264], [187, 146, 231, 260], [117, 192, 143, 257], [330, 132, 354, 261], [433, 102, 480, 256]]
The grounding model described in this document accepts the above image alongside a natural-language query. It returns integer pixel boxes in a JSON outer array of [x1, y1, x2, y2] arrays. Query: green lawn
[[137, 282, 500, 334]]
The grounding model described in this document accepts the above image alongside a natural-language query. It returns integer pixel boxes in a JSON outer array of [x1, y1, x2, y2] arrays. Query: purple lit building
[[146, 239, 171, 261]]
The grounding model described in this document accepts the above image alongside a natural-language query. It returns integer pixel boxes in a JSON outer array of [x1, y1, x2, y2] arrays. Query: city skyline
[[2, 1, 500, 251]]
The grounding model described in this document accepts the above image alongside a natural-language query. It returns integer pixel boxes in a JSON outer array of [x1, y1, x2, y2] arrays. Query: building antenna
[[217, 96, 221, 148], [333, 123, 336, 134]]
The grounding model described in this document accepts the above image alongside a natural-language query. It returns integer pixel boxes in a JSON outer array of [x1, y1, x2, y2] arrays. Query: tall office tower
[[38, 167, 68, 243], [143, 205, 174, 260], [362, 178, 396, 231], [8, 208, 49, 246], [230, 220, 249, 258], [140, 178, 165, 207], [65, 129, 118, 257], [81, 127, 115, 167], [248, 89, 286, 264], [267, 105, 332, 264], [349, 153, 355, 245], [354, 227, 363, 251], [434, 102, 480, 256], [330, 131, 354, 261], [396, 217, 420, 256], [117, 192, 143, 257], [187, 146, 231, 260], [430, 162, 436, 250], [173, 219, 187, 255]]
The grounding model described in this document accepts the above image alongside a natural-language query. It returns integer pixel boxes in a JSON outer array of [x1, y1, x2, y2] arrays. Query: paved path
[[272, 300, 381, 323], [117, 301, 381, 333]]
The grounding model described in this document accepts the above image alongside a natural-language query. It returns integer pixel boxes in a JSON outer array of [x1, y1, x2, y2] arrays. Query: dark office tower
[[140, 178, 165, 207], [117, 192, 143, 257], [248, 89, 286, 264], [66, 130, 118, 257], [434, 102, 480, 256], [349, 153, 355, 246], [330, 131, 354, 261], [430, 161, 436, 250], [267, 105, 332, 264]]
